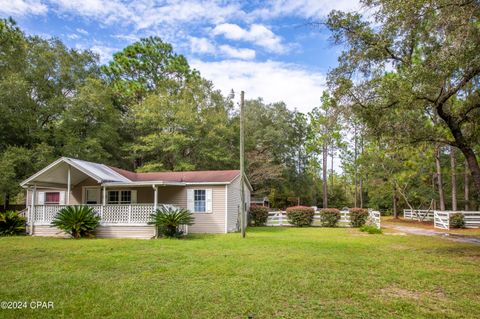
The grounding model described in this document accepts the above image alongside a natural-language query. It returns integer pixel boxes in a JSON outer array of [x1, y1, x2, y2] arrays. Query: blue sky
[[0, 0, 360, 113]]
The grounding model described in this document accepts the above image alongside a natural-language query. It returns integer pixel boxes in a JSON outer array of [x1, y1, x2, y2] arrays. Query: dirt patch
[[384, 232, 407, 236], [379, 286, 447, 300], [380, 287, 421, 299]]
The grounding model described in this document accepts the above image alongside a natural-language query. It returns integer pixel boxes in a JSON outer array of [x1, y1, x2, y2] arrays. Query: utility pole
[[240, 91, 246, 238]]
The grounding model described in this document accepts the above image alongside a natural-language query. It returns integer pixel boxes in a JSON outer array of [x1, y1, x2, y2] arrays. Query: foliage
[[326, 0, 480, 195], [349, 208, 369, 227], [285, 206, 315, 227], [359, 225, 382, 234], [0, 211, 26, 236], [449, 213, 465, 229], [149, 206, 194, 238], [319, 208, 341, 227], [51, 206, 100, 239], [249, 205, 269, 226]]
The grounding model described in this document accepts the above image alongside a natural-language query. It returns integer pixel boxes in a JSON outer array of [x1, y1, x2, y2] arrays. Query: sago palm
[[51, 206, 100, 239], [0, 211, 26, 236], [149, 206, 194, 238]]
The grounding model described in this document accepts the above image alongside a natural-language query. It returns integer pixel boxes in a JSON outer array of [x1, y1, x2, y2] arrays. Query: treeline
[[323, 0, 480, 212], [0, 18, 315, 208], [2, 0, 480, 214]]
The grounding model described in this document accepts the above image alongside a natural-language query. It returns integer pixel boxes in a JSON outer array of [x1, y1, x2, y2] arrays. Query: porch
[[29, 203, 178, 226]]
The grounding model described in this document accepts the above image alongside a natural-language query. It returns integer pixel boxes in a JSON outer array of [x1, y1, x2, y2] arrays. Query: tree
[[326, 0, 480, 195], [307, 92, 342, 208]]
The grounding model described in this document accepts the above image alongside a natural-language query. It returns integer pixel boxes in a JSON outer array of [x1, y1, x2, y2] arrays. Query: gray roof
[[66, 158, 131, 183]]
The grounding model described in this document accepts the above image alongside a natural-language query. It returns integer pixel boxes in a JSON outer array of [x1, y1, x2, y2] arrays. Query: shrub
[[149, 206, 194, 238], [360, 225, 382, 234], [286, 206, 315, 227], [349, 208, 369, 227], [0, 211, 26, 236], [449, 213, 465, 229], [249, 205, 269, 226], [319, 208, 341, 227], [51, 206, 100, 239]]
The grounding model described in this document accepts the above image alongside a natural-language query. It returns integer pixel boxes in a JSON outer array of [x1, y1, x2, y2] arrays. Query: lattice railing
[[28, 204, 180, 226]]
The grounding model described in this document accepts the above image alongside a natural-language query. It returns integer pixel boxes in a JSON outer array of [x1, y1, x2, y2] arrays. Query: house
[[21, 157, 251, 238]]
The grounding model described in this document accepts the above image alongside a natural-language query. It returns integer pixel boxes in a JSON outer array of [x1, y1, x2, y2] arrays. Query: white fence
[[29, 204, 178, 226], [433, 210, 480, 230], [266, 209, 381, 229], [403, 209, 435, 221]]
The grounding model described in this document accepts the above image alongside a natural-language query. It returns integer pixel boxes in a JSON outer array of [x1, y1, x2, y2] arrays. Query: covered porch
[[21, 157, 185, 228]]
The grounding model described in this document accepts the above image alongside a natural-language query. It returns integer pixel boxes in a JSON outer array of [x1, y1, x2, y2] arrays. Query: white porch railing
[[29, 204, 178, 226]]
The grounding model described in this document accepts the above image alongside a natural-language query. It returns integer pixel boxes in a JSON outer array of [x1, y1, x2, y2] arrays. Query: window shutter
[[37, 192, 45, 205], [206, 189, 212, 213], [131, 190, 137, 203], [187, 189, 194, 212], [59, 191, 66, 205]]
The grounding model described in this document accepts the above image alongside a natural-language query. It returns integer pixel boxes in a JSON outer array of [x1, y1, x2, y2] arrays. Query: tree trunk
[[322, 143, 328, 208], [393, 185, 398, 219], [359, 177, 363, 208], [436, 104, 480, 196], [435, 145, 446, 211], [354, 126, 358, 207], [450, 146, 457, 211], [465, 159, 470, 211], [330, 148, 334, 190]]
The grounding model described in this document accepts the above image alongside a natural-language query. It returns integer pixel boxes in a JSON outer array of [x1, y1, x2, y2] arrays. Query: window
[[108, 190, 132, 204], [45, 192, 60, 204], [194, 190, 206, 212], [85, 189, 99, 204]]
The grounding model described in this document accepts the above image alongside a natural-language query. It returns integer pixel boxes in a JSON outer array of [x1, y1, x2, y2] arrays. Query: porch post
[[66, 165, 71, 205], [31, 184, 36, 234], [153, 185, 158, 211], [102, 186, 106, 220]]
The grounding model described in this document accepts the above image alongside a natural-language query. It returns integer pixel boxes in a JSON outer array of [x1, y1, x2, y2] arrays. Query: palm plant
[[0, 211, 26, 236], [51, 206, 100, 239], [149, 206, 194, 238]]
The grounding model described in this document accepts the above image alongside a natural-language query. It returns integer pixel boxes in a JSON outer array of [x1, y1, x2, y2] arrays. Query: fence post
[[128, 205, 132, 224], [42, 206, 46, 223]]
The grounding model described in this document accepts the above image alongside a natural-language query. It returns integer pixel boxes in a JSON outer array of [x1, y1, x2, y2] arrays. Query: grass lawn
[[1, 228, 479, 319]]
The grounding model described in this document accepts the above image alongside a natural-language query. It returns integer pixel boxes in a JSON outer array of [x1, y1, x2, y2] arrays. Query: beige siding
[[157, 186, 226, 233], [32, 225, 155, 239], [226, 176, 251, 232], [31, 226, 70, 238], [95, 226, 155, 239]]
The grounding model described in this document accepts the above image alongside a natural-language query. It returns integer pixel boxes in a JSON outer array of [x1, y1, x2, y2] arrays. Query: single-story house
[[21, 157, 251, 238]]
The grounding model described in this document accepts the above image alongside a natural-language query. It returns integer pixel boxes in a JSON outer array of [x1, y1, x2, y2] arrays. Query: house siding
[[157, 186, 226, 234], [226, 175, 251, 232], [32, 225, 155, 239]]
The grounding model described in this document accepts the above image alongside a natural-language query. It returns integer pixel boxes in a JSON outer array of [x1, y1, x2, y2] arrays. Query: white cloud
[[218, 45, 255, 60], [251, 0, 361, 20], [76, 28, 88, 35], [213, 23, 285, 53], [67, 33, 80, 40], [189, 37, 216, 54], [0, 0, 47, 16], [191, 59, 325, 113], [89, 45, 118, 64]]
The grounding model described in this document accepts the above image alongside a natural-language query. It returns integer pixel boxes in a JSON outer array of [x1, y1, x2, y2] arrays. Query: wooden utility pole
[[240, 91, 246, 238]]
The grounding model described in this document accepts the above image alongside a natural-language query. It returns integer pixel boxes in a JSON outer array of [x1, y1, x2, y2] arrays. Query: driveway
[[384, 224, 480, 245]]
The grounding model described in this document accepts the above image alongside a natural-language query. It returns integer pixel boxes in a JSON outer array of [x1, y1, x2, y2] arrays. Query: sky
[[0, 0, 361, 114]]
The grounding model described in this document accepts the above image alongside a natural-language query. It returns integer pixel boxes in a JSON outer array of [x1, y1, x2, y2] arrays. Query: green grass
[[1, 228, 479, 318]]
